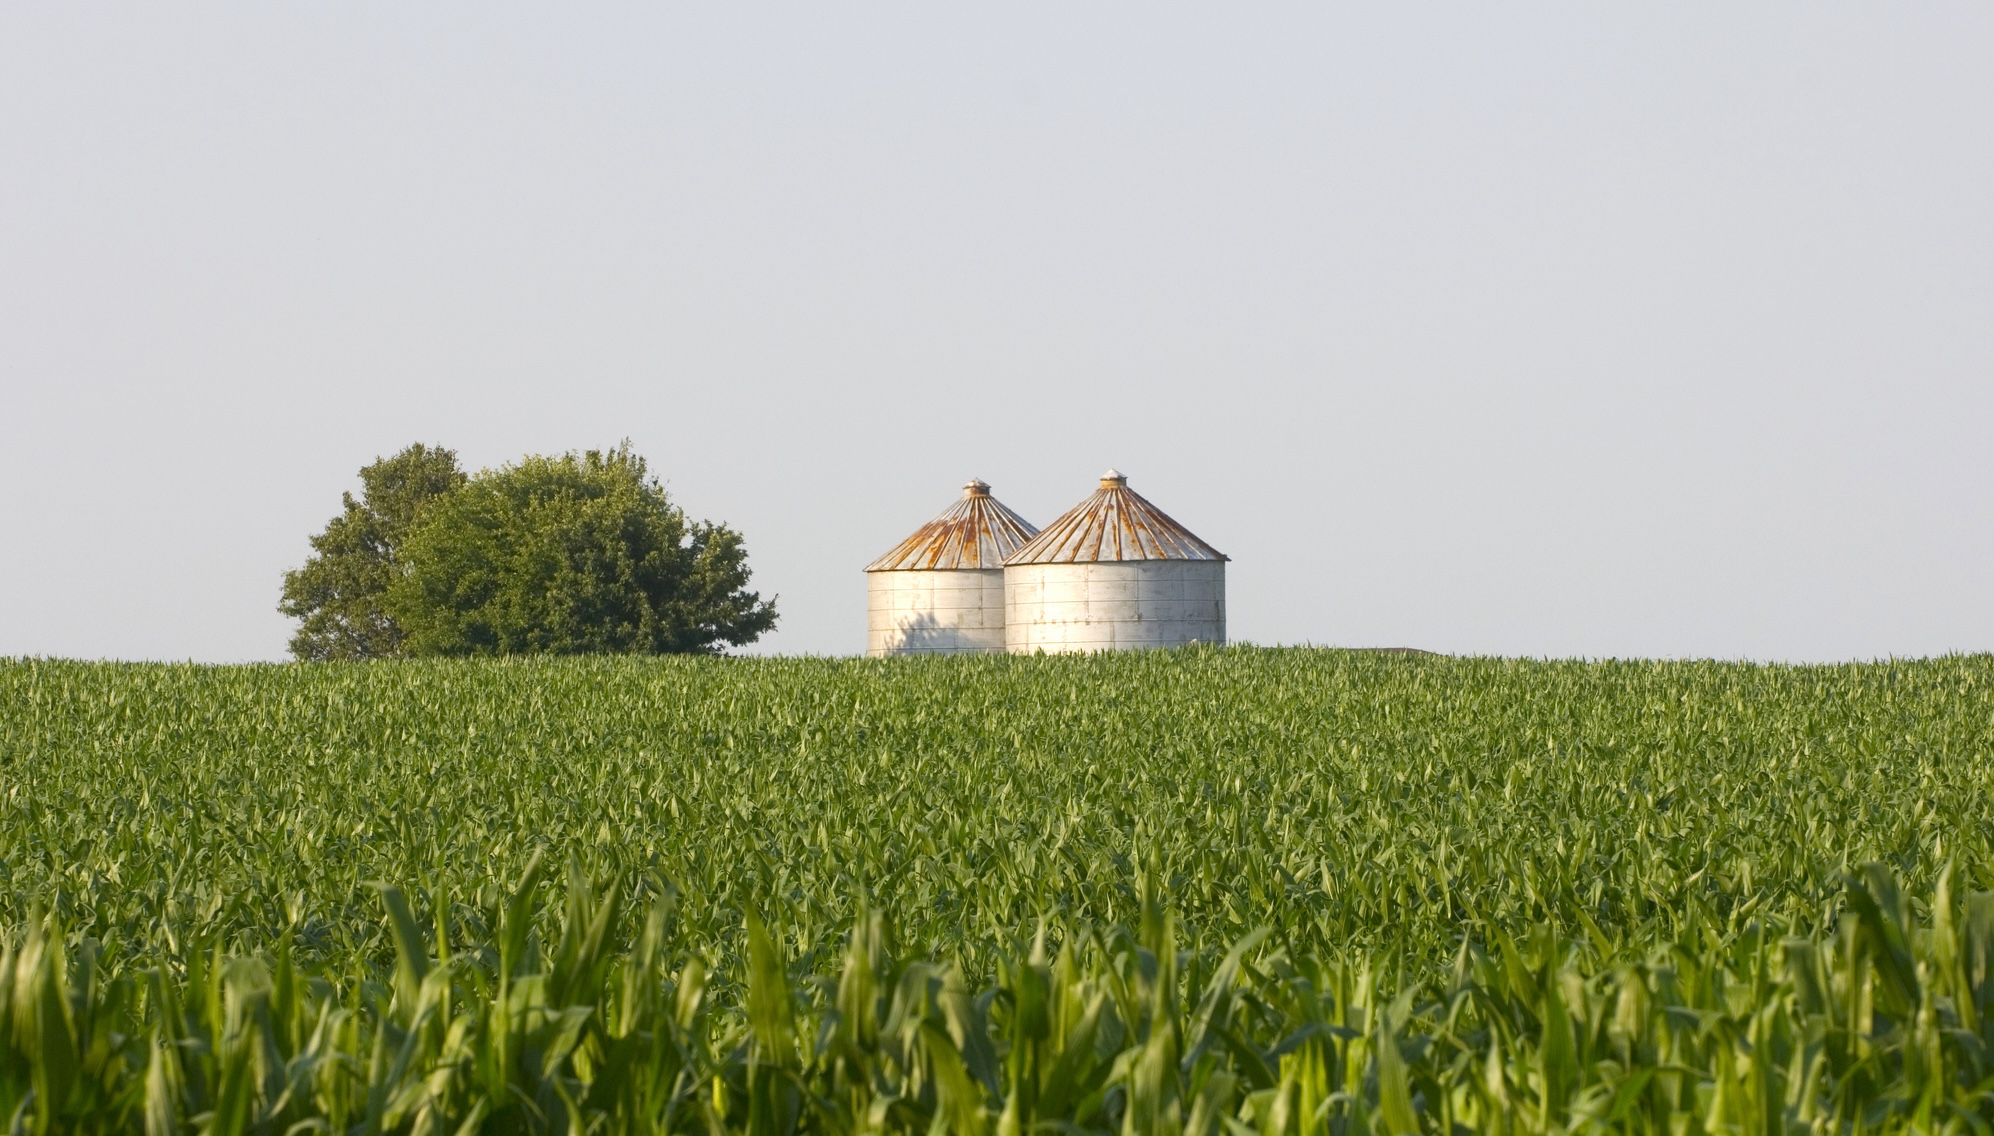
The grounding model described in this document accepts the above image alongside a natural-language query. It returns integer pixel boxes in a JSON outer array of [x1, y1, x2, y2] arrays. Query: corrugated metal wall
[[1005, 561, 1224, 653], [867, 569, 1009, 656]]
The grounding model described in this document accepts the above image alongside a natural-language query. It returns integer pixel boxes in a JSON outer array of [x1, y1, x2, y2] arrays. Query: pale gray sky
[[3, 6, 1990, 661]]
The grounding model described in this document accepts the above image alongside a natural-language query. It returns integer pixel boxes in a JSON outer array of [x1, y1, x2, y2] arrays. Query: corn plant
[[3, 651, 1990, 985], [4, 861, 1994, 1133], [4, 650, 1994, 1130]]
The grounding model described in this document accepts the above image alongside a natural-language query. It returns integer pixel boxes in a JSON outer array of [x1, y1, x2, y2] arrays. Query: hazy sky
[[3, 6, 1991, 662]]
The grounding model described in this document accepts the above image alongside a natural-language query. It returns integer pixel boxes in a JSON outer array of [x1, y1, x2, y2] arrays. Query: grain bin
[[864, 479, 1039, 657], [1003, 469, 1226, 653]]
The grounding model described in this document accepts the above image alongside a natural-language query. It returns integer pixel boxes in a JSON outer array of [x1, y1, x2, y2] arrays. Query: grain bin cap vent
[[1003, 470, 1227, 564], [865, 479, 1041, 571]]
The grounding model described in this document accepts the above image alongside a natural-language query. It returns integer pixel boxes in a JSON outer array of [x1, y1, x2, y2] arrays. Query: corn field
[[2, 649, 1993, 1132]]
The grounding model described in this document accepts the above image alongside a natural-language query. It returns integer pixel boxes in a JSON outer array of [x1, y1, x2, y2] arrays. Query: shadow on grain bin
[[887, 611, 956, 654]]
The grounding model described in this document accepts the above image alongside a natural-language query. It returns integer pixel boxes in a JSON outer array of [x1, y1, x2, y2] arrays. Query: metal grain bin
[[864, 479, 1039, 657], [1002, 470, 1226, 654]]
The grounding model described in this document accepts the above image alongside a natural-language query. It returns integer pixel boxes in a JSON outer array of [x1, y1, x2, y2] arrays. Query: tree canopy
[[283, 442, 776, 659], [278, 443, 465, 660]]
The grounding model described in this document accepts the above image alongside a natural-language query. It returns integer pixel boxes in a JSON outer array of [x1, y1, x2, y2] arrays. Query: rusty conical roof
[[1003, 470, 1226, 564], [865, 480, 1040, 571]]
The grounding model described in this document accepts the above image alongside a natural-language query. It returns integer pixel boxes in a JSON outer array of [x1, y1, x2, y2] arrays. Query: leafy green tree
[[385, 443, 777, 656], [279, 443, 466, 660]]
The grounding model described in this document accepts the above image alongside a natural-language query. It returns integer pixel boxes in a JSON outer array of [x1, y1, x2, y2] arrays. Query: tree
[[383, 443, 777, 656], [279, 443, 466, 660]]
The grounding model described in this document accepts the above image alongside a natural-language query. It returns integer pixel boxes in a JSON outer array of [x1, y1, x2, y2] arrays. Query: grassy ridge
[[4, 650, 1991, 980]]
